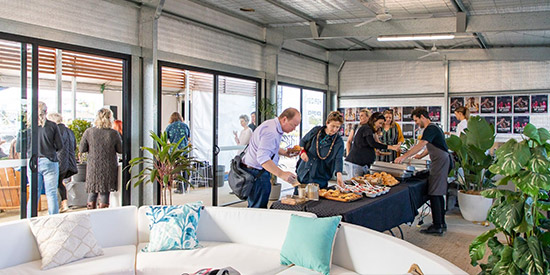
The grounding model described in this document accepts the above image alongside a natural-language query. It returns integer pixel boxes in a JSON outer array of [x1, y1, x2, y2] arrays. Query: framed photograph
[[392, 107, 403, 122], [496, 116, 512, 134], [337, 108, 345, 118], [428, 106, 441, 122], [531, 95, 548, 113], [450, 97, 464, 113], [402, 124, 414, 139], [483, 116, 496, 132], [378, 106, 390, 112], [345, 108, 356, 121], [497, 96, 512, 113], [339, 124, 345, 136], [513, 95, 530, 113], [465, 97, 480, 114], [480, 96, 496, 113], [344, 123, 354, 136], [402, 106, 415, 122], [513, 116, 530, 134], [450, 115, 459, 133]]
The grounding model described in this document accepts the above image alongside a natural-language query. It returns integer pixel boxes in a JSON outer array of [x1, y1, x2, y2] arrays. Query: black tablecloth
[[271, 176, 428, 232]]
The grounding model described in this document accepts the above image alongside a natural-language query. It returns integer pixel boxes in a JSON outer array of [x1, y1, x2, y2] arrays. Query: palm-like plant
[[126, 131, 196, 205]]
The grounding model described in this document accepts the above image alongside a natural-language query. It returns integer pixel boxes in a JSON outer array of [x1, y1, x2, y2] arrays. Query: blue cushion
[[142, 202, 203, 252], [280, 215, 341, 275]]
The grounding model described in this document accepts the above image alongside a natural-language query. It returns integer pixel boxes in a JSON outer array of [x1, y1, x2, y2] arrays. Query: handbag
[[228, 145, 268, 201]]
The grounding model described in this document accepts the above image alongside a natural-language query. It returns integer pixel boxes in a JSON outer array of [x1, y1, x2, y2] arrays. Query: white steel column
[[55, 49, 63, 113]]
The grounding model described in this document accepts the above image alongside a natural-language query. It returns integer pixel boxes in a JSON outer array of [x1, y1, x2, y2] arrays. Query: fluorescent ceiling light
[[377, 34, 455, 42]]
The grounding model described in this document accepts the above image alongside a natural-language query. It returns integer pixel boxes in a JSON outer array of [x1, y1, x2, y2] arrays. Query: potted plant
[[126, 131, 196, 205], [446, 116, 495, 221], [469, 123, 550, 274], [68, 119, 92, 182]]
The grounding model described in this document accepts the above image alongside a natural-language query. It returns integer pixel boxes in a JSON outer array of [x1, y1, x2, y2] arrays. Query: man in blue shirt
[[242, 108, 301, 208]]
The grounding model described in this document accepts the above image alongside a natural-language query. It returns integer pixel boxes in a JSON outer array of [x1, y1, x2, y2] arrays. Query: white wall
[[103, 90, 123, 120], [161, 94, 180, 132]]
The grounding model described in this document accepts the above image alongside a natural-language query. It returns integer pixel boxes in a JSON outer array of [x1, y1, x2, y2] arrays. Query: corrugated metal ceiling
[[483, 31, 550, 46], [461, 0, 550, 15], [197, 0, 304, 24]]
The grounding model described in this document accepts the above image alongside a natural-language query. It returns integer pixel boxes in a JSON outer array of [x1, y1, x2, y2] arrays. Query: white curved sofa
[[0, 206, 465, 274]]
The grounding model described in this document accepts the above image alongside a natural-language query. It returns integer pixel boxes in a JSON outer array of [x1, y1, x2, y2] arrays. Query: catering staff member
[[296, 111, 345, 190], [395, 108, 450, 235]]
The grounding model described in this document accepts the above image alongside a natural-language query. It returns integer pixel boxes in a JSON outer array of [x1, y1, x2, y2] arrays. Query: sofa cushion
[[280, 215, 341, 275], [0, 245, 135, 275], [136, 241, 289, 275], [142, 203, 202, 252], [275, 265, 357, 275], [28, 212, 103, 270]]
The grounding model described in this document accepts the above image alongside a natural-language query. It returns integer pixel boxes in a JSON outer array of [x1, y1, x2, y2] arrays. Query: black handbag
[[228, 145, 267, 200]]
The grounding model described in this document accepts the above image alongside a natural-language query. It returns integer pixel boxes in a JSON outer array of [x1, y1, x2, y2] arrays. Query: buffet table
[[271, 175, 428, 234]]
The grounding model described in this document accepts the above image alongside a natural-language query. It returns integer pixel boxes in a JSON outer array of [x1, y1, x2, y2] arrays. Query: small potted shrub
[[68, 119, 92, 182], [126, 131, 196, 205]]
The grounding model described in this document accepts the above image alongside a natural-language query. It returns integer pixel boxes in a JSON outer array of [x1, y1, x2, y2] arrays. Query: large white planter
[[457, 190, 493, 222]]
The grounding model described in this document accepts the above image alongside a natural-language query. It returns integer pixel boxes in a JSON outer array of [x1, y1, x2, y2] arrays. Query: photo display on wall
[[513, 95, 530, 113], [402, 106, 415, 122], [428, 106, 441, 122], [480, 96, 496, 113], [513, 116, 530, 134], [450, 115, 459, 132], [465, 97, 480, 114], [496, 116, 512, 134], [497, 96, 512, 114], [345, 108, 356, 121], [483, 116, 496, 132], [392, 107, 402, 122], [450, 97, 464, 113], [402, 124, 414, 139], [531, 95, 548, 113]]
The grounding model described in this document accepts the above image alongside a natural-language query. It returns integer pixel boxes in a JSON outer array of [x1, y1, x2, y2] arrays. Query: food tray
[[322, 194, 362, 202], [280, 196, 308, 205], [369, 167, 412, 179]]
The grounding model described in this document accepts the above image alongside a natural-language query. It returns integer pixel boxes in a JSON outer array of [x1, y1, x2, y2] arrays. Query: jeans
[[27, 158, 59, 217], [244, 167, 271, 208]]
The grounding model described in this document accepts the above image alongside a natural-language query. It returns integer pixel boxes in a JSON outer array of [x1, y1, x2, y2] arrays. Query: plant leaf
[[446, 135, 462, 152], [527, 236, 546, 274], [491, 245, 515, 275], [494, 176, 511, 186], [466, 116, 495, 150], [524, 123, 541, 144], [492, 200, 524, 234], [527, 148, 550, 174], [538, 127, 550, 144], [517, 172, 550, 197], [469, 229, 499, 266]]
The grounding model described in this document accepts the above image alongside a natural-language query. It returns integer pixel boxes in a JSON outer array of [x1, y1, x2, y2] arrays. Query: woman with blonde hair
[[27, 101, 63, 216], [378, 109, 404, 162], [296, 111, 346, 189], [165, 112, 190, 193], [345, 108, 371, 156], [80, 108, 122, 209]]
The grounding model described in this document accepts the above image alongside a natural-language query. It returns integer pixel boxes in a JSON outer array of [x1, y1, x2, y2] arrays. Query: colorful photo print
[[450, 97, 464, 113], [414, 123, 422, 139], [513, 116, 530, 134], [344, 123, 354, 136], [531, 95, 548, 113], [428, 106, 441, 122], [339, 124, 345, 136], [402, 124, 414, 139], [480, 97, 496, 113], [483, 116, 496, 132], [497, 96, 512, 114], [465, 97, 480, 114], [392, 107, 403, 122], [450, 115, 459, 133], [496, 116, 512, 134], [513, 95, 530, 113], [345, 108, 356, 121], [367, 107, 379, 115], [402, 106, 415, 122]]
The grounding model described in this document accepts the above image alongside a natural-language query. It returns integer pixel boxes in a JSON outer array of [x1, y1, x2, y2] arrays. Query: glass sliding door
[[301, 89, 325, 137], [217, 75, 257, 205]]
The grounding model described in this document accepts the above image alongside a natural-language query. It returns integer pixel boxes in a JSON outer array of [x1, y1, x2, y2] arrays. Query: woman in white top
[[233, 114, 253, 145], [446, 106, 469, 136]]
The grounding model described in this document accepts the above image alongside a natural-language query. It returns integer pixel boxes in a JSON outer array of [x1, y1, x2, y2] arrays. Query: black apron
[[426, 142, 450, 196]]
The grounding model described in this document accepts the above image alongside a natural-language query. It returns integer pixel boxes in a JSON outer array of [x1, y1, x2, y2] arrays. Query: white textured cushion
[[0, 245, 136, 275], [28, 212, 103, 270], [136, 241, 289, 275]]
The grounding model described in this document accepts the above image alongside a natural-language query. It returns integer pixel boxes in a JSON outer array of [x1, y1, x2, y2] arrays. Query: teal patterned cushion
[[142, 202, 203, 252]]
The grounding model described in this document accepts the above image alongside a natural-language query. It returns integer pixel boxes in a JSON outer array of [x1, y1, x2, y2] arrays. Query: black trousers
[[58, 171, 68, 201], [430, 195, 446, 227]]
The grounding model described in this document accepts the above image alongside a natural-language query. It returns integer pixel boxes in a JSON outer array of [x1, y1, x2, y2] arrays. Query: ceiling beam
[[331, 47, 550, 61], [274, 11, 550, 40], [265, 0, 325, 27], [451, 0, 487, 49], [186, 0, 266, 27], [345, 38, 373, 51]]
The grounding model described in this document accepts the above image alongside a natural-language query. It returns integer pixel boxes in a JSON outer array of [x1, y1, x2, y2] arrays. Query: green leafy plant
[[400, 138, 416, 154], [258, 98, 277, 121], [126, 131, 196, 205], [68, 119, 92, 162], [469, 123, 550, 274], [446, 116, 496, 193]]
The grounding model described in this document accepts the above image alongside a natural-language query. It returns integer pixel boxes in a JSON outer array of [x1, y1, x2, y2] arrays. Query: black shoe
[[420, 224, 444, 236], [442, 224, 447, 232], [174, 189, 183, 194]]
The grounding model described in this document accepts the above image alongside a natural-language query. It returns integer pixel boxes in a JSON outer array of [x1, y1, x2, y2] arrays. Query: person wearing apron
[[395, 108, 450, 236]]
